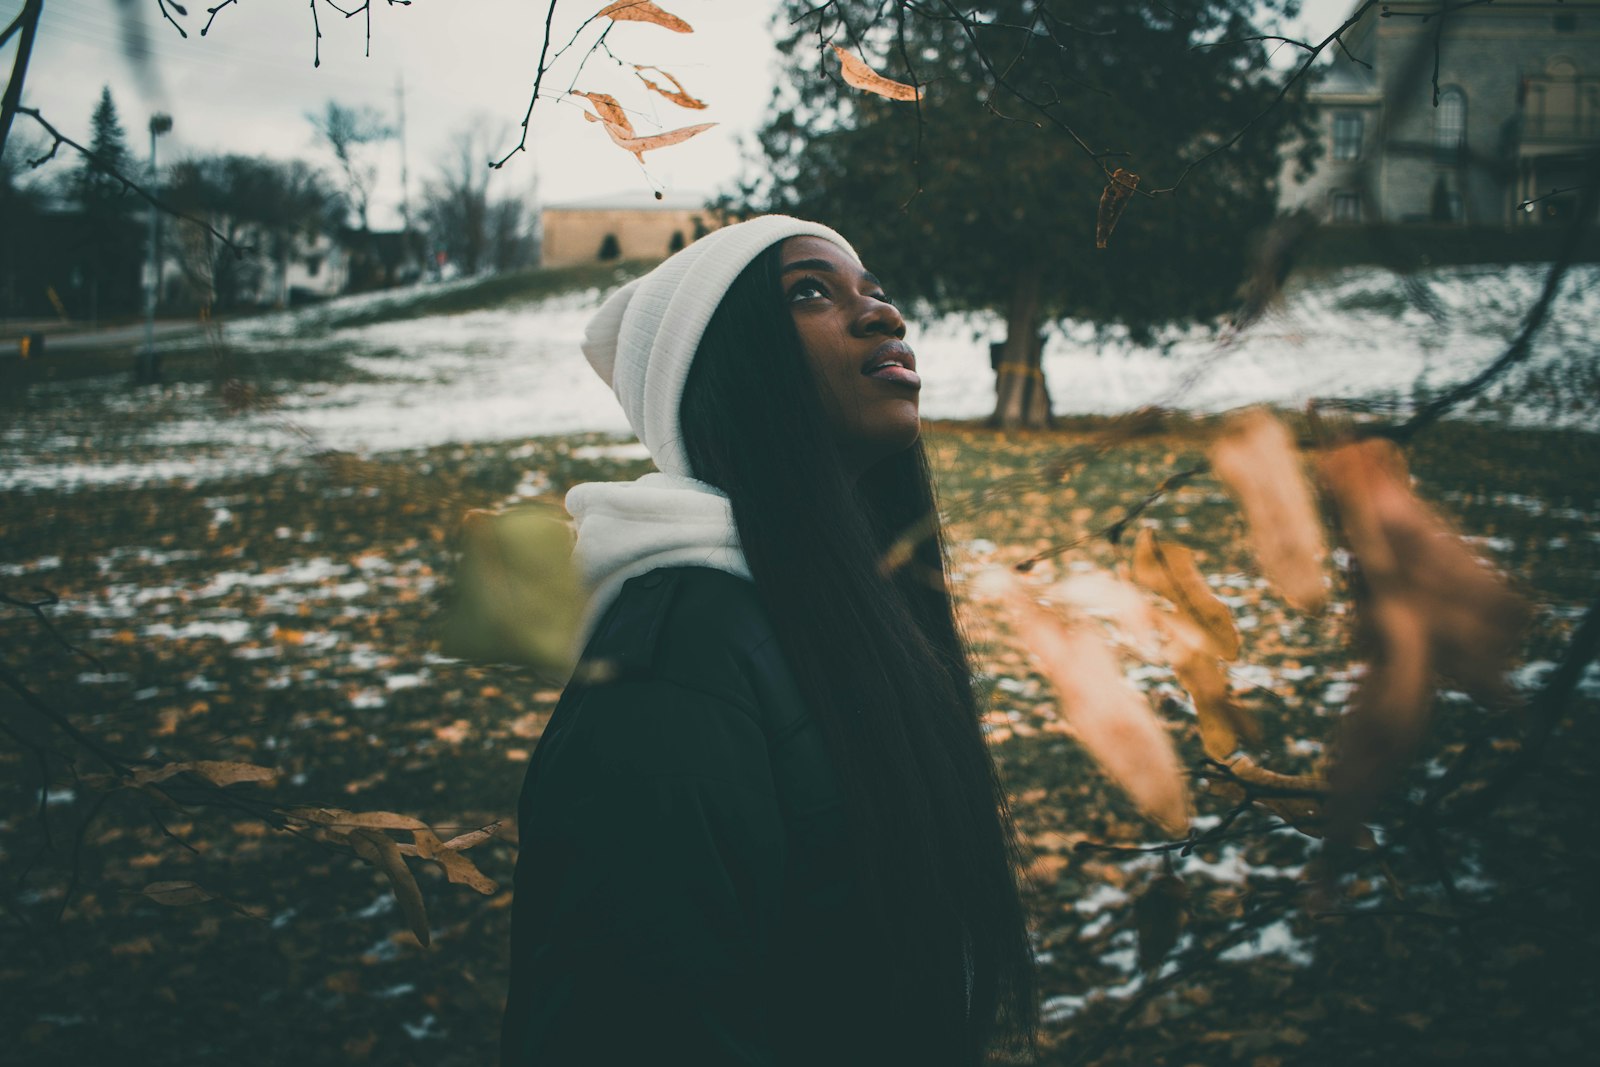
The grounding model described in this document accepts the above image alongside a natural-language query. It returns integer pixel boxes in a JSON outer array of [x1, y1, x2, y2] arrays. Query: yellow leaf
[[632, 65, 708, 110], [348, 829, 431, 947], [597, 0, 692, 33], [1208, 409, 1328, 613], [438, 505, 583, 673], [1131, 528, 1240, 660], [832, 44, 923, 102]]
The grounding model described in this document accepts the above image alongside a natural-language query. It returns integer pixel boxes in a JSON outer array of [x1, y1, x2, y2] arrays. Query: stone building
[[1282, 0, 1598, 226], [540, 191, 719, 267]]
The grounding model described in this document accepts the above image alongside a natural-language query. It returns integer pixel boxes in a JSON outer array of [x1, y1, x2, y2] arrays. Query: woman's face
[[780, 236, 920, 471]]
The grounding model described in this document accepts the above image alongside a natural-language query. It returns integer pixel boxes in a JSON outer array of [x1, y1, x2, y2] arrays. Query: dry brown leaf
[[570, 91, 634, 135], [597, 0, 692, 33], [141, 881, 215, 906], [287, 807, 429, 832], [832, 44, 923, 102], [1134, 873, 1188, 970], [1095, 167, 1139, 250], [134, 761, 277, 788], [1317, 438, 1531, 843], [349, 828, 431, 947], [1208, 409, 1328, 613], [1049, 570, 1164, 658], [404, 829, 498, 895], [1003, 576, 1190, 835], [633, 65, 707, 109], [440, 823, 501, 851], [1171, 648, 1259, 761], [594, 118, 717, 163], [1131, 528, 1240, 660]]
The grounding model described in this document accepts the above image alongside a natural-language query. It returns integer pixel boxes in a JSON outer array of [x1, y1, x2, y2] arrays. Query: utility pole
[[138, 112, 172, 385], [396, 72, 410, 234]]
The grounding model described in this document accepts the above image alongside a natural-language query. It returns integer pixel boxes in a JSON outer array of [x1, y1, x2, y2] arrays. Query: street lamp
[[138, 113, 173, 384]]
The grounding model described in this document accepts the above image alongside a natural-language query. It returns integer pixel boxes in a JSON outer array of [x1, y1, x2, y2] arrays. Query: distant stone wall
[[541, 207, 717, 267]]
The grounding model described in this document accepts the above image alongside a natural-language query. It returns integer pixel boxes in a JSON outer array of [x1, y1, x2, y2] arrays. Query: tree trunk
[[989, 266, 1052, 430]]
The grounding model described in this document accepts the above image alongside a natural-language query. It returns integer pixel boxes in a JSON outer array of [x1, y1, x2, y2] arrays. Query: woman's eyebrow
[[781, 259, 885, 288]]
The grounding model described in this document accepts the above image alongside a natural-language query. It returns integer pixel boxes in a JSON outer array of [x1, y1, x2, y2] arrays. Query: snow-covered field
[[3, 263, 1596, 492]]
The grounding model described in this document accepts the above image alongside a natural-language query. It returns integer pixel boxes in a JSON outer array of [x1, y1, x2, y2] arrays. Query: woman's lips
[[863, 340, 920, 388], [866, 364, 921, 387]]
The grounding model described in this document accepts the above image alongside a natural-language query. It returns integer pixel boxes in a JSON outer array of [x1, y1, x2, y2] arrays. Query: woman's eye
[[875, 292, 895, 307], [787, 278, 827, 303]]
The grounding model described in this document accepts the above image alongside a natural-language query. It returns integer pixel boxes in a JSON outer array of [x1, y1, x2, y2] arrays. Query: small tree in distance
[[308, 101, 393, 233]]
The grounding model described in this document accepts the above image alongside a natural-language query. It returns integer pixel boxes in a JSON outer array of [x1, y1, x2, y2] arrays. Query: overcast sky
[[12, 0, 1354, 229]]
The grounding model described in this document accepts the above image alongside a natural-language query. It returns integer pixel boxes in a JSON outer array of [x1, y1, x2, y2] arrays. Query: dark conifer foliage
[[738, 1, 1316, 426]]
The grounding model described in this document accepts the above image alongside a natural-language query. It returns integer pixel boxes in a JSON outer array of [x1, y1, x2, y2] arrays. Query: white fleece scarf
[[565, 472, 749, 642]]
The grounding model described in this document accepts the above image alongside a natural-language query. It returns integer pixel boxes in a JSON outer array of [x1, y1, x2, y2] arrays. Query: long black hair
[[678, 241, 1038, 1062]]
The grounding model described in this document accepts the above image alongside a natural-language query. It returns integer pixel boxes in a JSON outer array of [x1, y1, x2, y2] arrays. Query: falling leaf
[[1095, 167, 1139, 250], [439, 505, 583, 673], [597, 0, 693, 33], [998, 572, 1190, 835], [633, 65, 707, 109], [832, 44, 923, 102], [141, 880, 216, 906], [348, 828, 431, 947], [1131, 528, 1240, 660], [1209, 409, 1328, 613], [1316, 438, 1531, 844], [571, 91, 635, 135], [595, 119, 718, 164], [133, 761, 278, 788], [1134, 873, 1187, 970]]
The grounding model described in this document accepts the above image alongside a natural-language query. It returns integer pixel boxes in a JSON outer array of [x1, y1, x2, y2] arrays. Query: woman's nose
[[853, 293, 906, 339]]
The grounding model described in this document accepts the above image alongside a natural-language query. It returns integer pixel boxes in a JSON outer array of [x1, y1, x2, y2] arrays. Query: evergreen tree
[[742, 1, 1314, 427], [69, 86, 138, 325]]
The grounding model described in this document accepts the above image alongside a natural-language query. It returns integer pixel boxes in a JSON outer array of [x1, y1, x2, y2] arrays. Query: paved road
[[0, 319, 213, 358]]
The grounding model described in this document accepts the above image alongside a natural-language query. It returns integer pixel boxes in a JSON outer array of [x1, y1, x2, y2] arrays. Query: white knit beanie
[[579, 214, 858, 477]]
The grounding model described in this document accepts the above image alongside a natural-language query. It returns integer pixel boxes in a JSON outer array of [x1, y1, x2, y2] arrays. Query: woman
[[501, 216, 1038, 1065]]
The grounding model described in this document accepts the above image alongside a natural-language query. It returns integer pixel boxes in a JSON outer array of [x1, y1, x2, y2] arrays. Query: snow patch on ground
[[4, 263, 1597, 492]]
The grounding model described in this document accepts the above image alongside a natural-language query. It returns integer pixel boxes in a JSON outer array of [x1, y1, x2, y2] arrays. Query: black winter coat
[[500, 566, 913, 1065]]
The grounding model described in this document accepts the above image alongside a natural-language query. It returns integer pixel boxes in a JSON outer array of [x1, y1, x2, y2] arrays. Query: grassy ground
[[1, 416, 1596, 1065]]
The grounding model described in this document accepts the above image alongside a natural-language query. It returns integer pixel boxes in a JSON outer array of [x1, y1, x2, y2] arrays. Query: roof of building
[[544, 189, 716, 212]]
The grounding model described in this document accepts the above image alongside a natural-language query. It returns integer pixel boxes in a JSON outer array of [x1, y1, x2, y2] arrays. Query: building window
[[1435, 87, 1466, 160], [597, 233, 621, 261], [1331, 192, 1363, 223], [668, 230, 686, 254], [1332, 112, 1363, 160]]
